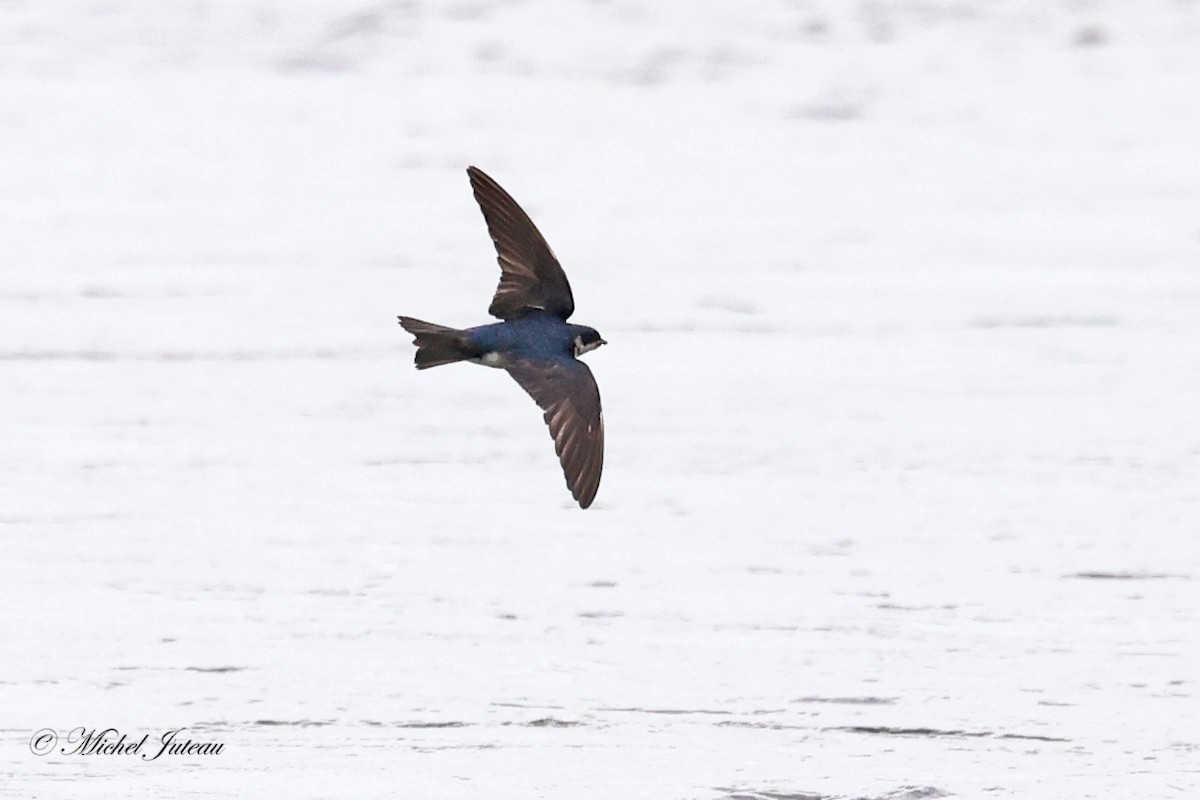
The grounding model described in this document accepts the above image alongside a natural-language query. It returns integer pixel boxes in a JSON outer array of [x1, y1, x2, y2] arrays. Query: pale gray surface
[[3, 2, 1199, 798]]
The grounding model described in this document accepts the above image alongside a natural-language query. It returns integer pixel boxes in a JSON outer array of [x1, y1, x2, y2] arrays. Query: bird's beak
[[599, 339, 608, 346]]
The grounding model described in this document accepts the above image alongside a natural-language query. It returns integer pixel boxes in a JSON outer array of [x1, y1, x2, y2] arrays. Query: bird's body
[[398, 167, 607, 508], [465, 313, 604, 370]]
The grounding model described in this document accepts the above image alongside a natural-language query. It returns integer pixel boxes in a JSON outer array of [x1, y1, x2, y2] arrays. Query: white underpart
[[475, 351, 506, 368], [573, 335, 604, 357]]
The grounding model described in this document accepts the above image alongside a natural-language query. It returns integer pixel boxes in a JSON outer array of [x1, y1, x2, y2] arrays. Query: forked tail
[[397, 316, 474, 369]]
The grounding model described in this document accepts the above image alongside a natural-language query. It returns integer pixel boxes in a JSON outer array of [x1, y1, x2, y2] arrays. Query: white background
[[3, 1, 1198, 797]]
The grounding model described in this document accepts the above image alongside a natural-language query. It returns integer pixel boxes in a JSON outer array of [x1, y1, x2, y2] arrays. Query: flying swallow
[[399, 167, 606, 508]]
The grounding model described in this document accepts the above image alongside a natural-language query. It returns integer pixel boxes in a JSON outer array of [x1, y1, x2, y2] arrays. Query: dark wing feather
[[467, 166, 575, 321], [506, 358, 603, 509]]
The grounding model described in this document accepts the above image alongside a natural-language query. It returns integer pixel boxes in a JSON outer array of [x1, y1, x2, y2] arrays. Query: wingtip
[[573, 473, 600, 509]]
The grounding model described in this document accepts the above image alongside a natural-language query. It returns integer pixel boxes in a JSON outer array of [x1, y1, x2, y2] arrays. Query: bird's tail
[[397, 316, 474, 369]]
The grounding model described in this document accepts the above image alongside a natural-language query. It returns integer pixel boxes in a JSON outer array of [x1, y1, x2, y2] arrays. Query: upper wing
[[467, 166, 575, 321], [505, 358, 603, 509]]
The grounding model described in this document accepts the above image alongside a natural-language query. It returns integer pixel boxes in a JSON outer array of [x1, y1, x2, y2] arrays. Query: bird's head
[[571, 326, 607, 358]]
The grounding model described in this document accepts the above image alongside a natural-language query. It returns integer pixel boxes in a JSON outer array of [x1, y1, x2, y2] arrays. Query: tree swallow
[[398, 167, 607, 508]]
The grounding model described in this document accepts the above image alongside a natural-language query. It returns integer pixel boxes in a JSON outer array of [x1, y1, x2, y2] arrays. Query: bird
[[398, 166, 607, 508]]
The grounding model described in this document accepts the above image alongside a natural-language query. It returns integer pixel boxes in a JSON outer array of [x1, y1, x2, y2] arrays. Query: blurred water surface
[[3, 2, 1199, 798]]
